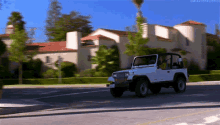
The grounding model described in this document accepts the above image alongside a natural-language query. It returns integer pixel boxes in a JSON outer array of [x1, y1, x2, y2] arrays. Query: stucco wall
[[147, 39, 177, 52], [1, 38, 13, 48], [99, 39, 115, 47], [174, 25, 207, 70], [33, 52, 78, 72], [155, 25, 169, 39], [89, 29, 120, 43], [66, 31, 81, 50], [77, 47, 99, 71], [119, 36, 133, 69]]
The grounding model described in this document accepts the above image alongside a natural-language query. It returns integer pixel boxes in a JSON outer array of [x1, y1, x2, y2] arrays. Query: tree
[[91, 45, 120, 76], [0, 39, 6, 56], [47, 11, 93, 41], [124, 16, 150, 56], [27, 28, 36, 44], [7, 11, 25, 31], [132, 0, 144, 10], [8, 28, 28, 84], [125, 25, 138, 32], [45, 0, 62, 41]]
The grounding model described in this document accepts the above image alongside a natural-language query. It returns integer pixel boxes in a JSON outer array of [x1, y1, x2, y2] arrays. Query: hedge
[[188, 74, 220, 82], [188, 70, 220, 75], [2, 74, 220, 86]]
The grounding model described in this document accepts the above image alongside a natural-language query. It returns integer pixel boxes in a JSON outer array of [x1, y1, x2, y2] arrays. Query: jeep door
[[156, 54, 173, 82]]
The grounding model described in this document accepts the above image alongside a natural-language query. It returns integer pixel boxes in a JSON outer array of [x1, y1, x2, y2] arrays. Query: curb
[[3, 81, 220, 89]]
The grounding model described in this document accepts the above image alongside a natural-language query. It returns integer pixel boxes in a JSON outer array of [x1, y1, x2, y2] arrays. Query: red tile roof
[[179, 20, 206, 26], [81, 35, 114, 41], [0, 34, 10, 38], [26, 41, 77, 53]]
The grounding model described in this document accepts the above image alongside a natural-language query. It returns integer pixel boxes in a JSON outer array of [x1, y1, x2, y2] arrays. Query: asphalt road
[[1, 84, 220, 125]]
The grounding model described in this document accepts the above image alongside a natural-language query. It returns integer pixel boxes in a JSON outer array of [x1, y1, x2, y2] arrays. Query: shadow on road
[[1, 85, 220, 118]]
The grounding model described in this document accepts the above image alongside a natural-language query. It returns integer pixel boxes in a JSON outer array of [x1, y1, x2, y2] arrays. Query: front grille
[[116, 73, 125, 78], [114, 72, 126, 83]]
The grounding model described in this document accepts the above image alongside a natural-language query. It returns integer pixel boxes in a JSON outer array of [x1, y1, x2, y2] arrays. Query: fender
[[173, 72, 186, 82], [107, 76, 115, 82], [132, 75, 151, 83]]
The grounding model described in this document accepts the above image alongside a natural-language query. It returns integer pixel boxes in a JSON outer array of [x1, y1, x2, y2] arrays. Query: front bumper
[[106, 80, 132, 88]]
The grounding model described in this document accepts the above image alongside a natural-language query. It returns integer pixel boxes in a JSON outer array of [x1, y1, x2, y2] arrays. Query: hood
[[113, 69, 131, 74]]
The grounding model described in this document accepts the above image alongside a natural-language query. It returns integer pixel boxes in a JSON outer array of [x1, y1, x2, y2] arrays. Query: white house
[[0, 20, 218, 73]]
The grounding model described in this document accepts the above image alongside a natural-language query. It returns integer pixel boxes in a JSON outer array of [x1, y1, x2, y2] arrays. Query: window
[[88, 55, 92, 61], [133, 55, 157, 66], [186, 38, 189, 46], [158, 55, 171, 70], [46, 56, 50, 63], [172, 55, 180, 69]]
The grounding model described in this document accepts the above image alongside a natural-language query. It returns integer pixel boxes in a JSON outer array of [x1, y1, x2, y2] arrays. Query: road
[[1, 84, 220, 125]]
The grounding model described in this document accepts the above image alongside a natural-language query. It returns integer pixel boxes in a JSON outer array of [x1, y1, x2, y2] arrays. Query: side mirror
[[178, 58, 182, 62]]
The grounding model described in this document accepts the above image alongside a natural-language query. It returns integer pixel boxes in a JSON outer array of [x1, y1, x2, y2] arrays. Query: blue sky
[[0, 0, 219, 43]]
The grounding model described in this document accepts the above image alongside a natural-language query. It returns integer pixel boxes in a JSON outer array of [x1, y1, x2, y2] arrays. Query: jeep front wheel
[[174, 77, 186, 93], [110, 88, 124, 98], [150, 86, 161, 94], [135, 79, 149, 97]]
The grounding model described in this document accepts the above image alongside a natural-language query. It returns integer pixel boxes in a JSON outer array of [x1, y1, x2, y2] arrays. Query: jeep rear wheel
[[174, 77, 186, 93], [150, 86, 161, 94], [135, 79, 149, 97], [110, 88, 124, 98]]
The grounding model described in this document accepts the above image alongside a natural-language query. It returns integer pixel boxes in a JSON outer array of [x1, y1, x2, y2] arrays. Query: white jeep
[[106, 53, 189, 98]]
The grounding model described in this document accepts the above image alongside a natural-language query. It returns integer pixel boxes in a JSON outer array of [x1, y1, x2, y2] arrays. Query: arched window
[[46, 56, 50, 63]]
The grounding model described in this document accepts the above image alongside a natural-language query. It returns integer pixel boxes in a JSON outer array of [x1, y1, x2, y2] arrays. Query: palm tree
[[132, 0, 144, 17]]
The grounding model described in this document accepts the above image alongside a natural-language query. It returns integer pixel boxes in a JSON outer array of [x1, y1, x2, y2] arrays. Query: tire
[[150, 86, 161, 94], [135, 79, 149, 97], [173, 77, 186, 93], [110, 88, 124, 98]]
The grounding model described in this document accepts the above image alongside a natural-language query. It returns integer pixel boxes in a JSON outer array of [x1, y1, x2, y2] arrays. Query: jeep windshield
[[133, 55, 157, 66]]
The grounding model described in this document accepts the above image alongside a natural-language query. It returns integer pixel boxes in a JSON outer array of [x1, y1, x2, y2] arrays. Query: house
[[0, 20, 219, 73]]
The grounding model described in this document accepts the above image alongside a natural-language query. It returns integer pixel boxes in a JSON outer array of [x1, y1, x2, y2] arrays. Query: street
[[0, 84, 220, 125]]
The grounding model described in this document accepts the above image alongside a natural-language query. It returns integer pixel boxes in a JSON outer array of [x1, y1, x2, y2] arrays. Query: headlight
[[112, 73, 117, 77], [125, 72, 129, 77]]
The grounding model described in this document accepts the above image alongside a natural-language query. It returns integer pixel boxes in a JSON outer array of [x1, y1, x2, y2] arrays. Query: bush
[[54, 70, 65, 78], [0, 79, 3, 90], [42, 69, 56, 78], [183, 58, 188, 68], [55, 61, 77, 77], [188, 59, 201, 71], [61, 61, 77, 77], [94, 71, 109, 77], [13, 58, 43, 78], [23, 70, 35, 78], [0, 65, 12, 79], [79, 69, 96, 77], [189, 74, 220, 82]]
